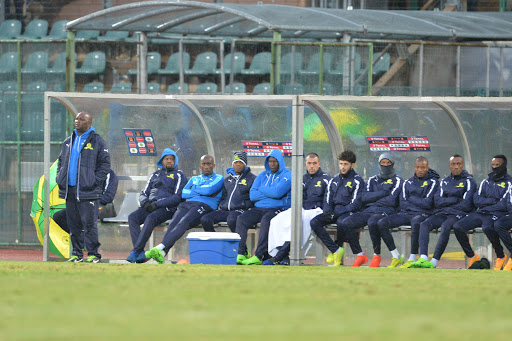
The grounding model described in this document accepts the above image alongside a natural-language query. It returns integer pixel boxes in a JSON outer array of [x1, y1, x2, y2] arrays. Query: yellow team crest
[[315, 181, 322, 187], [239, 179, 247, 185], [498, 182, 506, 188], [421, 181, 428, 187], [167, 174, 174, 179], [384, 179, 393, 185], [345, 181, 352, 189], [456, 182, 464, 188], [84, 143, 93, 150]]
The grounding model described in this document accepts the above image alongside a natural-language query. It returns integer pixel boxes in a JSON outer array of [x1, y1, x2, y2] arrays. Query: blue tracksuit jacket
[[362, 174, 403, 215], [218, 166, 256, 211], [399, 169, 440, 214], [473, 172, 512, 217], [182, 171, 224, 210], [303, 168, 331, 210], [434, 170, 476, 216], [323, 168, 365, 217]]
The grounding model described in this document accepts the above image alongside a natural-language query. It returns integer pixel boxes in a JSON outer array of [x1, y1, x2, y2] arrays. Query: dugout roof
[[66, 0, 512, 41]]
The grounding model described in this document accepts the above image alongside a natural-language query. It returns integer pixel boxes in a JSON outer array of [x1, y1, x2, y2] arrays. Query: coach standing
[[56, 112, 111, 263]]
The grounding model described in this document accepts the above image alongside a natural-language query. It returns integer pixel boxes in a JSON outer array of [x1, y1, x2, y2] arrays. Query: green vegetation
[[1, 262, 512, 340]]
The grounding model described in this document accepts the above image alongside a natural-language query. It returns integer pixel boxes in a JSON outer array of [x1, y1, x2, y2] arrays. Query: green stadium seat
[[0, 52, 18, 74], [0, 20, 22, 39], [20, 19, 49, 39], [47, 52, 77, 75], [276, 83, 305, 94], [299, 52, 333, 76], [373, 53, 390, 75], [75, 51, 106, 75], [0, 81, 18, 115], [82, 82, 105, 93], [167, 82, 188, 94], [76, 30, 100, 40], [241, 52, 271, 75], [215, 52, 245, 74], [97, 31, 130, 41], [309, 82, 335, 95], [46, 20, 68, 40], [184, 52, 218, 75], [227, 82, 246, 93], [21, 82, 48, 141], [21, 51, 49, 74], [158, 52, 190, 76], [109, 82, 132, 93], [128, 52, 161, 76], [252, 82, 271, 94], [195, 82, 217, 93], [147, 82, 161, 93], [330, 52, 361, 76], [280, 51, 303, 75]]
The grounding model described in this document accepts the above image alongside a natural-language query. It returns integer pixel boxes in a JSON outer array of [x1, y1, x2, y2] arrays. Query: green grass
[[1, 262, 512, 341]]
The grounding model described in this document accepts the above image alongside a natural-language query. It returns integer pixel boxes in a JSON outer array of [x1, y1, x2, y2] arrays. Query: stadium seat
[[110, 82, 132, 93], [46, 52, 77, 75], [76, 30, 100, 40], [280, 51, 303, 75], [252, 82, 271, 94], [0, 52, 18, 74], [97, 31, 130, 41], [22, 82, 47, 141], [82, 82, 105, 93], [75, 51, 106, 75], [167, 82, 189, 94], [299, 52, 333, 76], [215, 52, 245, 74], [158, 52, 191, 76], [184, 52, 218, 75], [20, 19, 49, 40], [227, 82, 246, 93], [241, 52, 271, 75], [128, 52, 161, 76], [309, 82, 335, 95], [52, 82, 66, 92], [373, 52, 390, 75], [195, 82, 218, 93], [147, 82, 161, 93], [46, 20, 69, 40], [0, 20, 22, 39], [276, 83, 305, 94], [330, 52, 361, 76], [21, 51, 49, 74]]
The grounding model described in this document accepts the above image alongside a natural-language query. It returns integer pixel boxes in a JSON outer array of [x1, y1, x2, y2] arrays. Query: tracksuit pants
[[128, 207, 176, 253], [66, 186, 101, 258], [310, 212, 350, 254], [494, 215, 512, 255], [341, 212, 388, 255], [53, 209, 69, 233], [419, 214, 461, 260], [453, 212, 503, 258], [377, 213, 429, 253], [235, 207, 283, 259], [200, 209, 246, 233], [160, 201, 213, 254]]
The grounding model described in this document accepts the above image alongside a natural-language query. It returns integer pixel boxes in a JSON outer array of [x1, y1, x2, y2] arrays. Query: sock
[[357, 252, 365, 256], [391, 249, 400, 259], [374, 253, 379, 257], [408, 254, 416, 261], [431, 258, 439, 267], [156, 244, 166, 256], [421, 254, 428, 260], [335, 247, 341, 254]]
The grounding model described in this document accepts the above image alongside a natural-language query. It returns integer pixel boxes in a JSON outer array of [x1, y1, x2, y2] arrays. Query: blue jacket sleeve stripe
[[351, 179, 361, 203], [391, 177, 401, 196], [426, 179, 437, 198]]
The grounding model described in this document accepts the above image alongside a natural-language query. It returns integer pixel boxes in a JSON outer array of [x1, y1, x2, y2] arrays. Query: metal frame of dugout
[[42, 93, 512, 265]]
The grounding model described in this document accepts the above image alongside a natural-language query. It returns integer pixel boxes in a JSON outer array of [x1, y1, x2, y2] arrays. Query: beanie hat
[[232, 151, 247, 166], [379, 152, 394, 164]]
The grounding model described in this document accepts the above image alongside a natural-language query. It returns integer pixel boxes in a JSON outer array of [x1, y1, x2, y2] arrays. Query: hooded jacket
[[57, 128, 110, 200], [434, 170, 476, 216], [399, 168, 440, 214], [323, 168, 365, 217], [218, 166, 256, 211], [303, 168, 331, 210], [182, 170, 224, 210], [473, 172, 512, 217], [139, 148, 187, 210], [100, 169, 119, 205], [249, 150, 292, 209], [362, 174, 403, 215]]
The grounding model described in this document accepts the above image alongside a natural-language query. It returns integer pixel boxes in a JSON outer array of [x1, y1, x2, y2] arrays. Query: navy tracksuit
[[418, 170, 476, 260], [235, 150, 291, 259], [493, 192, 512, 255], [160, 171, 224, 254], [200, 166, 256, 232], [377, 169, 439, 253], [453, 173, 512, 258], [310, 169, 364, 254], [128, 149, 187, 253], [340, 174, 402, 255]]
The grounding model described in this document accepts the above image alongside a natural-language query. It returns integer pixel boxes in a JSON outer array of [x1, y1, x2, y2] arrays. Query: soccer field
[[1, 261, 511, 341]]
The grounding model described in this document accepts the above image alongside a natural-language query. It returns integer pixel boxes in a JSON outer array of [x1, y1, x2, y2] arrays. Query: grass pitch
[[1, 262, 511, 341]]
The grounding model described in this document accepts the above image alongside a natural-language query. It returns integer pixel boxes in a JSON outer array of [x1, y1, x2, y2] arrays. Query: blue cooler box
[[187, 232, 241, 265]]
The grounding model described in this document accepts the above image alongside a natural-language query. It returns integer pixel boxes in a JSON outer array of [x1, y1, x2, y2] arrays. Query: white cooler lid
[[187, 232, 241, 240]]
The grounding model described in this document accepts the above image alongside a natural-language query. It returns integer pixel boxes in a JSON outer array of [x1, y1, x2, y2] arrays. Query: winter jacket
[[323, 169, 365, 217], [362, 174, 403, 215], [100, 169, 119, 205], [303, 168, 331, 210], [250, 150, 292, 209], [182, 171, 224, 210], [218, 167, 256, 211], [57, 129, 110, 200], [139, 149, 187, 210], [434, 170, 476, 216], [473, 172, 512, 217], [399, 169, 440, 214]]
